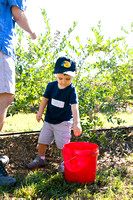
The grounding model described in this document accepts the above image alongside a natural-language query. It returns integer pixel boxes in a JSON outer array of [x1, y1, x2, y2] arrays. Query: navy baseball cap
[[53, 56, 76, 77]]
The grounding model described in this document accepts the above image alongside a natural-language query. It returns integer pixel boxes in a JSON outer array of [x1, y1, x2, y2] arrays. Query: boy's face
[[56, 73, 73, 89]]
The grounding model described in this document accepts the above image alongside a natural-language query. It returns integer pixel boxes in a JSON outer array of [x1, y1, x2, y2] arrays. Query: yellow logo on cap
[[61, 61, 71, 68]]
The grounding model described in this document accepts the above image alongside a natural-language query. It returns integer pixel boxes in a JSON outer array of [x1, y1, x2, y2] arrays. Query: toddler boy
[[27, 56, 82, 173]]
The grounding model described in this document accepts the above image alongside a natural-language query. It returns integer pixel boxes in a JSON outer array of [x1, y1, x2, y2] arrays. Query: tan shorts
[[0, 51, 15, 94], [38, 121, 73, 149]]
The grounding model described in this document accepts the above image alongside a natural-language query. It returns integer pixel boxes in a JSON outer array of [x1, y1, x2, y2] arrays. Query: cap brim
[[63, 71, 76, 77]]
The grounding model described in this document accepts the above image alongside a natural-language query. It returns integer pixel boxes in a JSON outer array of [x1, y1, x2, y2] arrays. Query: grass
[[0, 155, 132, 199], [2, 112, 133, 133], [0, 112, 133, 199], [3, 113, 43, 133], [97, 112, 133, 129]]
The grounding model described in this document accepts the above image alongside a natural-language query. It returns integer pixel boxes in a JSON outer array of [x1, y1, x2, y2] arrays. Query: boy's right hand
[[36, 112, 42, 122]]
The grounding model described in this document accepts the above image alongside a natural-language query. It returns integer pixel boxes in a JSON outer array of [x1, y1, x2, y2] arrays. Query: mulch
[[0, 129, 132, 183]]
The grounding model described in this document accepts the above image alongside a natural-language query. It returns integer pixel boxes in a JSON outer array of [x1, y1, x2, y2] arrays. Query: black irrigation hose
[[0, 130, 40, 137], [0, 126, 133, 137], [89, 126, 133, 132]]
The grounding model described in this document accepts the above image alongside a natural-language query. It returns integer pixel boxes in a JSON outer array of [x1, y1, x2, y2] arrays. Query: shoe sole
[[26, 163, 47, 170]]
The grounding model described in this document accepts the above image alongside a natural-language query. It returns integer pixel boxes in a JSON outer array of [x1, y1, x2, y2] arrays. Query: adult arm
[[71, 104, 82, 136], [11, 5, 37, 39]]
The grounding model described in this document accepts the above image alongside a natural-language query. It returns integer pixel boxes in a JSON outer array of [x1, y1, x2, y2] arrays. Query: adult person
[[0, 0, 37, 186]]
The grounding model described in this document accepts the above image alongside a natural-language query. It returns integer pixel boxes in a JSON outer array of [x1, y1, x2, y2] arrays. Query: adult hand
[[30, 32, 37, 40]]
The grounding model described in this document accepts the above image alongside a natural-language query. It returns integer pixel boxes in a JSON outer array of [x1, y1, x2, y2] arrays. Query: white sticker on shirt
[[51, 98, 65, 108]]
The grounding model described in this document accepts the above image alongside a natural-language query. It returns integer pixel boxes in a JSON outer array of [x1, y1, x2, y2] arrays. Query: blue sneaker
[[0, 161, 16, 186]]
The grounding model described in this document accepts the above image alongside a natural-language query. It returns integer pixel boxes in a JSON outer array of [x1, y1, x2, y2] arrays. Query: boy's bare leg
[[60, 150, 64, 161], [38, 143, 47, 157], [27, 143, 47, 169], [0, 93, 14, 132]]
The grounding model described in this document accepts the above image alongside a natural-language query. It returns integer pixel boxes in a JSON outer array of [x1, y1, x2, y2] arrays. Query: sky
[[26, 0, 133, 47]]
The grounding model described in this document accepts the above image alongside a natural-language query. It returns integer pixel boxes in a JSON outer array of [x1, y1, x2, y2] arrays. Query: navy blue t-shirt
[[43, 81, 78, 124]]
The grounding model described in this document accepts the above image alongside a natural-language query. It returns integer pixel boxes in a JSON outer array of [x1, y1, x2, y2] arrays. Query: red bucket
[[63, 142, 99, 184]]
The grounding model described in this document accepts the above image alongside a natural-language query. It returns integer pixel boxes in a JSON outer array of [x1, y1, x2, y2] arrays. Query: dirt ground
[[0, 129, 133, 182]]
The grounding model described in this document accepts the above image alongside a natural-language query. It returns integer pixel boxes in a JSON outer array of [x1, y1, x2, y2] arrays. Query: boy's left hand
[[73, 123, 82, 136]]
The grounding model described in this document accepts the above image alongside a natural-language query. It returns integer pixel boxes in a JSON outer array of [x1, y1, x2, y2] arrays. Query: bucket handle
[[64, 156, 77, 164], [64, 150, 99, 164]]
